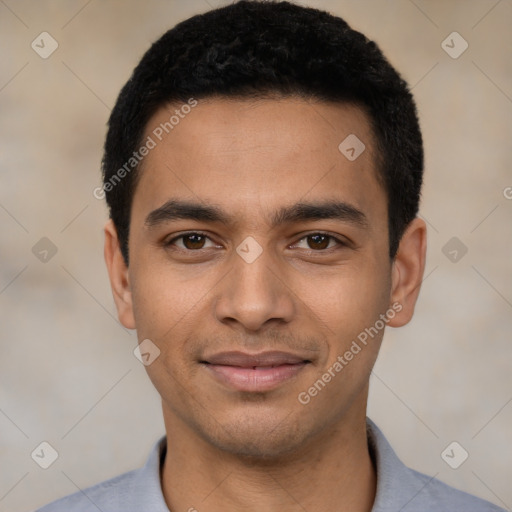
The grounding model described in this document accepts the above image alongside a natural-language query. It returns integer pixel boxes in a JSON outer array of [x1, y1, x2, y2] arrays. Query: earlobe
[[103, 219, 136, 329], [387, 217, 427, 328]]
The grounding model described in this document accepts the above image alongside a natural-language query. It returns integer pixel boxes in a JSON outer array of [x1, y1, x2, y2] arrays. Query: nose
[[214, 239, 295, 333]]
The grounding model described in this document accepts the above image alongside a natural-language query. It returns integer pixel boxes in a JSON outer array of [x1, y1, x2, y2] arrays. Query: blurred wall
[[0, 1, 511, 511]]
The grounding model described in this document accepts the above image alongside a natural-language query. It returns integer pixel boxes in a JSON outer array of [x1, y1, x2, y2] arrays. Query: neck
[[160, 405, 376, 512]]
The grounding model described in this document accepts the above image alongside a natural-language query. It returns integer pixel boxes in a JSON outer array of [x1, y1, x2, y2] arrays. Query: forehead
[[132, 97, 385, 228]]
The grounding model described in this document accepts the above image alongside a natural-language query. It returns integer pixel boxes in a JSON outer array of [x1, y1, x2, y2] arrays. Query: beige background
[[0, 1, 511, 511]]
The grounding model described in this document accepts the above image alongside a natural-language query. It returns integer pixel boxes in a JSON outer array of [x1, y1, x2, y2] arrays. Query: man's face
[[120, 97, 396, 458]]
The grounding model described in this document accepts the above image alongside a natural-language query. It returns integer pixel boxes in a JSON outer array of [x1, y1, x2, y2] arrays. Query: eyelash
[[164, 231, 347, 253]]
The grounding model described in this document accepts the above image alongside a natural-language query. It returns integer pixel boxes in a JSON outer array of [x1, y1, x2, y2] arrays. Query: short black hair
[[102, 0, 423, 265]]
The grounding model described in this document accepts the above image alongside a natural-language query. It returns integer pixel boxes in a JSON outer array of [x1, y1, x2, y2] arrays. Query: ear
[[104, 219, 136, 329], [387, 217, 427, 327]]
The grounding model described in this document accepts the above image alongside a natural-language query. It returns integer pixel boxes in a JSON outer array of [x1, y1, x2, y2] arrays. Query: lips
[[204, 350, 308, 367], [201, 351, 311, 392]]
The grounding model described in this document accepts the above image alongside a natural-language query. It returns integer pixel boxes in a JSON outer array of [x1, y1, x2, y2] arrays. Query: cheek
[[296, 274, 389, 414], [130, 269, 201, 402], [299, 259, 391, 378], [129, 266, 214, 395], [307, 262, 390, 330], [130, 264, 203, 340]]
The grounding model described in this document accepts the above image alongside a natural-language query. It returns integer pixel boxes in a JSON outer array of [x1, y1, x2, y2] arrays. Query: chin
[[210, 432, 303, 462], [197, 409, 318, 463]]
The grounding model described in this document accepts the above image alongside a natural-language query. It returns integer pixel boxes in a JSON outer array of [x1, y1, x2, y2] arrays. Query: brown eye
[[181, 234, 206, 250], [165, 232, 215, 251], [306, 234, 330, 250], [294, 233, 344, 251]]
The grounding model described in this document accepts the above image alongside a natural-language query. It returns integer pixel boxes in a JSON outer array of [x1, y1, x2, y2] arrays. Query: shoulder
[[33, 436, 168, 512], [34, 468, 140, 512], [366, 418, 506, 512], [407, 467, 506, 511]]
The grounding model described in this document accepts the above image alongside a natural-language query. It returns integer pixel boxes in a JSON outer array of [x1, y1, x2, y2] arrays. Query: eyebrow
[[144, 198, 368, 230]]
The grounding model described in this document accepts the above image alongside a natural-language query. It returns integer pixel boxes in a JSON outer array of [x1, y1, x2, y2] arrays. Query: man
[[36, 1, 505, 511]]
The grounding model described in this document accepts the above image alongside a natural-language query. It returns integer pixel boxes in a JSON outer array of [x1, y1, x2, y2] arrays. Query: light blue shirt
[[35, 418, 506, 511]]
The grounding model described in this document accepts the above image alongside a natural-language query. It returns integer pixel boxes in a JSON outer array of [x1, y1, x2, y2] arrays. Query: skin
[[104, 97, 427, 512]]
